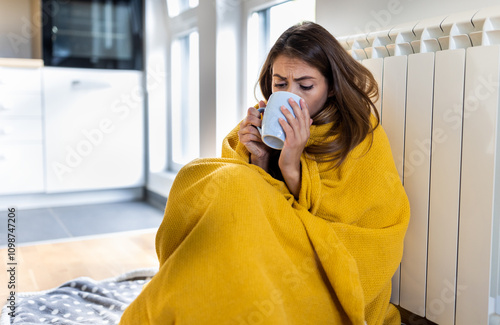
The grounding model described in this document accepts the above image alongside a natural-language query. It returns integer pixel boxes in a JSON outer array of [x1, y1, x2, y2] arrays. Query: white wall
[[216, 0, 243, 155], [316, 0, 500, 37]]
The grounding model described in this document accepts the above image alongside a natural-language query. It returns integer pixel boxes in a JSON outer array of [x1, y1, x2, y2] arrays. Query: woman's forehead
[[272, 55, 322, 77]]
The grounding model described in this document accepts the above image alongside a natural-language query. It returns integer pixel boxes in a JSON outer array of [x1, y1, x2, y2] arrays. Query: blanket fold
[[120, 118, 409, 325]]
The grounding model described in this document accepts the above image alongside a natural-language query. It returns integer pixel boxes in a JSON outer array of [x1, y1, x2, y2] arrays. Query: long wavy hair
[[258, 21, 380, 167]]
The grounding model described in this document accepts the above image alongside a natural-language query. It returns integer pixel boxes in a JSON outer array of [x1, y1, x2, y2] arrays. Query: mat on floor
[[0, 267, 157, 325]]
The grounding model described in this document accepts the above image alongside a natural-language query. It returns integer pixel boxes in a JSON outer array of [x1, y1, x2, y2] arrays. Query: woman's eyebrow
[[273, 73, 316, 81]]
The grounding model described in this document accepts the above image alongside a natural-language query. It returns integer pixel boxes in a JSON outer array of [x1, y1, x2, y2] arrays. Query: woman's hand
[[238, 100, 271, 170], [278, 98, 313, 198]]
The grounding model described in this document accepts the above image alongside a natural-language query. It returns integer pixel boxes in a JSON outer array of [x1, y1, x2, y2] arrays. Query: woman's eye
[[274, 83, 286, 88], [300, 85, 313, 91]]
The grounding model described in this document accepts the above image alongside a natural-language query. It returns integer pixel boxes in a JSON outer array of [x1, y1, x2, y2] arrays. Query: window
[[163, 0, 202, 172], [246, 0, 316, 107], [170, 31, 200, 170], [166, 0, 199, 17], [146, 0, 317, 196]]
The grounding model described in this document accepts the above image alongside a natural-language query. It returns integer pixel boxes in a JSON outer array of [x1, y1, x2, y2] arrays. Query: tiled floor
[[0, 200, 165, 247]]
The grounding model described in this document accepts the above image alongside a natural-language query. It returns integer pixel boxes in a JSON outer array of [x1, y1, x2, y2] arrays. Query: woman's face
[[271, 55, 330, 118]]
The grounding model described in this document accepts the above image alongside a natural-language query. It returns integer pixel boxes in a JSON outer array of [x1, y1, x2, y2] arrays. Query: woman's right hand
[[238, 100, 271, 169]]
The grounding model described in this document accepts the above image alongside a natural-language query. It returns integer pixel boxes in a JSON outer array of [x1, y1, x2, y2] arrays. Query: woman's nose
[[285, 84, 299, 95]]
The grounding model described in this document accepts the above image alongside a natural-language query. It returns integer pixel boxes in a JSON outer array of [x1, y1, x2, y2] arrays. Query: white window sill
[[147, 171, 178, 199]]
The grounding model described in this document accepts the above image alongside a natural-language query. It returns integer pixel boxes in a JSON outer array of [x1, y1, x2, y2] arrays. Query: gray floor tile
[[0, 208, 72, 246], [52, 201, 164, 237], [0, 201, 164, 247]]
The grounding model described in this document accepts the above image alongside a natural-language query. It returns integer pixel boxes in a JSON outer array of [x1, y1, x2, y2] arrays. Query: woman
[[120, 22, 409, 325]]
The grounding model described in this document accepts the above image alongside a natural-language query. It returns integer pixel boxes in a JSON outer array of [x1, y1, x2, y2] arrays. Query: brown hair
[[258, 21, 380, 167]]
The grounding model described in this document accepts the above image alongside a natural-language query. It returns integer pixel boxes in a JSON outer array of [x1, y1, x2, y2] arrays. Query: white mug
[[257, 91, 303, 150]]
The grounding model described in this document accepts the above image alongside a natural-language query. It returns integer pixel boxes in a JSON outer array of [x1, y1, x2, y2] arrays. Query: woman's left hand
[[278, 98, 313, 198]]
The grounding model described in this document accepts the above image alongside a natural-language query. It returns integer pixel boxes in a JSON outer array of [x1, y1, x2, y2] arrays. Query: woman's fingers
[[239, 123, 262, 142], [298, 98, 312, 127], [240, 107, 262, 131], [292, 98, 311, 131], [278, 116, 294, 143], [247, 106, 262, 121], [240, 98, 311, 159], [280, 98, 311, 140], [238, 105, 272, 159]]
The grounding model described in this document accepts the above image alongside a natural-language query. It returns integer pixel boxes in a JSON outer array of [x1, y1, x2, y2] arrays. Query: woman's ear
[[327, 83, 335, 98]]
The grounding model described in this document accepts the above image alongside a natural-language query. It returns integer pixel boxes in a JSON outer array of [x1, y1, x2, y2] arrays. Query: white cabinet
[[43, 67, 145, 193], [0, 144, 44, 194], [0, 66, 44, 195]]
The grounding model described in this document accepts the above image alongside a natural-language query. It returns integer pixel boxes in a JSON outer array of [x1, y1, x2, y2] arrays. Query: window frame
[[165, 6, 199, 172], [241, 0, 290, 112], [168, 29, 200, 172]]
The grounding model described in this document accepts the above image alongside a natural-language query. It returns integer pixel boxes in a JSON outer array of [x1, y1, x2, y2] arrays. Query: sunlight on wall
[[166, 0, 199, 17], [269, 0, 316, 46], [216, 28, 239, 156]]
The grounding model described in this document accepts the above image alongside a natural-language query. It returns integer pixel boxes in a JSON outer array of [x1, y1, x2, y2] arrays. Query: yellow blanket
[[120, 119, 410, 325]]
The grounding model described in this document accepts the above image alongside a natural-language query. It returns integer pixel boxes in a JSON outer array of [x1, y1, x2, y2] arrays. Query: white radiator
[[337, 6, 500, 325]]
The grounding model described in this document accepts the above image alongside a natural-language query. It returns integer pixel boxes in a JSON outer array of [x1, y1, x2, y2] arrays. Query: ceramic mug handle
[[255, 107, 265, 136]]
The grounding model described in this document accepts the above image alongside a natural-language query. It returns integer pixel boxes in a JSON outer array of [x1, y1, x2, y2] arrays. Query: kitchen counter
[[0, 58, 43, 68]]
